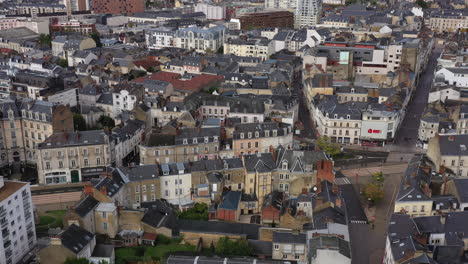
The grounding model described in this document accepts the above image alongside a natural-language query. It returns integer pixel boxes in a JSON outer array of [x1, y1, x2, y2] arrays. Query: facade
[[0, 178, 36, 264], [36, 130, 115, 184], [232, 122, 293, 156], [146, 28, 175, 50], [91, 0, 144, 15], [120, 165, 160, 207], [194, 4, 225, 20], [174, 26, 226, 53], [224, 38, 273, 61], [272, 231, 307, 262], [295, 0, 321, 28], [428, 11, 468, 32], [427, 134, 468, 177], [159, 163, 192, 206], [435, 67, 468, 88], [238, 11, 294, 30], [94, 203, 118, 239]]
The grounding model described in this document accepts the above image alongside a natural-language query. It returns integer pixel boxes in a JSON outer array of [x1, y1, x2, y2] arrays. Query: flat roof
[[0, 181, 27, 203]]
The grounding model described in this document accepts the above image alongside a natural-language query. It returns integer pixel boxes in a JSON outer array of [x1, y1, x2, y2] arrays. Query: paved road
[[395, 46, 442, 146]]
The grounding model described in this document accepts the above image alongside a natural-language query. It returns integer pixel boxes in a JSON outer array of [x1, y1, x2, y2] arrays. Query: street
[[395, 45, 442, 146]]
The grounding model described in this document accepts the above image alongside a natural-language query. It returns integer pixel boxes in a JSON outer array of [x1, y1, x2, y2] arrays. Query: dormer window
[[334, 114, 338, 119], [42, 114, 46, 121], [240, 133, 244, 139], [7, 110, 13, 120], [193, 138, 198, 144], [282, 162, 288, 170], [28, 112, 32, 119], [21, 110, 26, 117], [248, 132, 252, 138], [265, 130, 269, 137], [347, 115, 350, 119], [204, 137, 209, 143], [351, 88, 355, 93], [326, 113, 329, 118], [224, 162, 229, 170], [255, 131, 259, 138], [35, 113, 39, 120], [183, 139, 188, 144], [213, 136, 218, 142], [273, 130, 277, 137]]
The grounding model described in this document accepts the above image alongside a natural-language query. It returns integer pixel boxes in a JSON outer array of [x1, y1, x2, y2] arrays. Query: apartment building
[[224, 38, 272, 61], [239, 11, 294, 30], [140, 127, 221, 164], [0, 177, 36, 264], [194, 4, 225, 20], [428, 10, 468, 32], [359, 106, 400, 146], [295, 0, 321, 28], [232, 122, 293, 156], [427, 134, 468, 177], [159, 163, 192, 207], [0, 98, 73, 168], [119, 165, 161, 207], [92, 0, 144, 15], [311, 96, 363, 145], [435, 67, 468, 88], [272, 231, 307, 262], [174, 25, 226, 53], [244, 153, 276, 207], [146, 28, 175, 50], [36, 130, 115, 184]]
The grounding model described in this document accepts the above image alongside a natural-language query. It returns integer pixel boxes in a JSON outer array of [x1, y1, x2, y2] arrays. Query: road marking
[[335, 177, 351, 185]]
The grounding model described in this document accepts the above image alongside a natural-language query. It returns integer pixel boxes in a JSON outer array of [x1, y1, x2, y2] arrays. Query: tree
[[98, 115, 115, 129], [363, 183, 384, 203], [57, 58, 68, 68], [90, 32, 103, 47], [64, 258, 90, 264], [371, 172, 384, 186], [416, 0, 428, 8], [217, 46, 224, 54], [39, 34, 52, 47], [73, 113, 87, 131], [215, 237, 252, 256], [316, 136, 341, 157], [178, 203, 208, 220]]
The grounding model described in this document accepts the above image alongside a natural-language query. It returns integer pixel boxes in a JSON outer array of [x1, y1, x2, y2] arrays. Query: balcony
[[3, 239, 11, 248], [68, 153, 78, 158], [0, 209, 6, 218], [57, 155, 65, 160], [43, 155, 51, 160], [1, 219, 7, 228]]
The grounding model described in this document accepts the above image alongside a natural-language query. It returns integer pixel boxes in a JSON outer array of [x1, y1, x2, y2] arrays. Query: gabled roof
[[273, 231, 306, 244], [244, 153, 276, 173], [74, 195, 99, 217], [61, 224, 94, 254], [218, 191, 242, 211]]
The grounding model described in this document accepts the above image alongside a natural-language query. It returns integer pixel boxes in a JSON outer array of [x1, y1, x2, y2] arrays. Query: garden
[[35, 210, 66, 235]]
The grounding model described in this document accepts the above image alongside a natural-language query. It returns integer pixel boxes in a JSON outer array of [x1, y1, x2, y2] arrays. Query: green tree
[[57, 58, 68, 68], [39, 34, 52, 47], [98, 115, 115, 129], [363, 183, 384, 203], [416, 0, 428, 8], [215, 237, 252, 256], [178, 203, 208, 220], [90, 32, 103, 47], [372, 172, 384, 186], [316, 136, 341, 157], [73, 113, 87, 131], [217, 46, 224, 54], [64, 258, 90, 264]]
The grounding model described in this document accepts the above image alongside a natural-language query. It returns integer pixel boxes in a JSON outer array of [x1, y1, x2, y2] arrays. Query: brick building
[[238, 11, 294, 30], [92, 0, 145, 15]]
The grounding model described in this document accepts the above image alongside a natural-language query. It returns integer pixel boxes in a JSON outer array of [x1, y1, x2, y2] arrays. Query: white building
[[295, 0, 321, 28], [359, 108, 400, 146], [435, 67, 468, 87], [0, 177, 36, 264], [159, 163, 192, 207], [265, 0, 296, 10], [194, 4, 225, 20], [112, 90, 138, 117], [174, 25, 226, 53], [145, 28, 175, 50]]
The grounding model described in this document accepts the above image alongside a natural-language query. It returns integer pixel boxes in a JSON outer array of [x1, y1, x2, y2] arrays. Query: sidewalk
[[344, 144, 426, 154], [340, 164, 408, 178]]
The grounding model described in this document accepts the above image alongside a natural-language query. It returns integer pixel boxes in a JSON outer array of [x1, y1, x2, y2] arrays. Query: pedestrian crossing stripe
[[334, 178, 351, 185]]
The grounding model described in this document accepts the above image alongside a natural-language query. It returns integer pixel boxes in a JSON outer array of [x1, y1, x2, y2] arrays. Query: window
[[165, 190, 169, 196], [183, 139, 188, 144], [59, 161, 63, 169], [71, 160, 76, 168], [135, 185, 140, 193], [45, 162, 50, 170], [95, 147, 100, 154], [421, 205, 425, 212], [151, 194, 156, 201], [83, 148, 88, 155], [279, 174, 284, 180], [282, 254, 287, 259], [142, 185, 146, 192], [295, 255, 300, 260], [274, 244, 279, 250], [412, 205, 417, 212], [103, 222, 107, 230], [102, 212, 107, 218], [84, 159, 89, 166], [97, 158, 101, 165], [193, 138, 197, 144]]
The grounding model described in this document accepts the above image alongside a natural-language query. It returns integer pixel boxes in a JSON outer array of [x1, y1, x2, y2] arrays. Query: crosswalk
[[334, 177, 351, 185]]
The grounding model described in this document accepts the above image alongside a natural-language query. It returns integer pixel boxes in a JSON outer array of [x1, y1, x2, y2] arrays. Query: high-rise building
[[295, 0, 321, 28], [264, 0, 296, 10], [92, 0, 145, 15], [0, 177, 36, 264]]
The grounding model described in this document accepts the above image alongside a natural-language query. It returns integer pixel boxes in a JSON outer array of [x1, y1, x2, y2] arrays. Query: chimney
[[423, 183, 432, 198], [301, 188, 308, 195], [84, 184, 94, 196], [448, 136, 455, 142], [332, 184, 339, 194], [101, 186, 107, 196], [335, 198, 341, 207]]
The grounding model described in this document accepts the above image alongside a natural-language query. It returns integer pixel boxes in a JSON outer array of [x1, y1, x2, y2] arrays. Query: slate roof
[[273, 231, 307, 244], [119, 165, 159, 182], [437, 134, 468, 156], [233, 122, 291, 140], [38, 131, 106, 149], [141, 200, 179, 236], [262, 191, 284, 211], [396, 155, 432, 203], [218, 191, 242, 211], [74, 195, 99, 217], [92, 168, 127, 198], [61, 224, 94, 254], [178, 219, 260, 239], [244, 153, 276, 173], [92, 244, 114, 258], [312, 207, 346, 230]]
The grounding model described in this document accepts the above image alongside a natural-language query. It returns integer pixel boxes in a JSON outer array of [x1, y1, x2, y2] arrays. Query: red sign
[[367, 129, 381, 134]]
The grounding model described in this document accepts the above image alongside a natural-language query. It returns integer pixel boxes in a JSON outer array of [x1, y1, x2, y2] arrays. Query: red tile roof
[[133, 59, 161, 70], [134, 71, 223, 94]]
